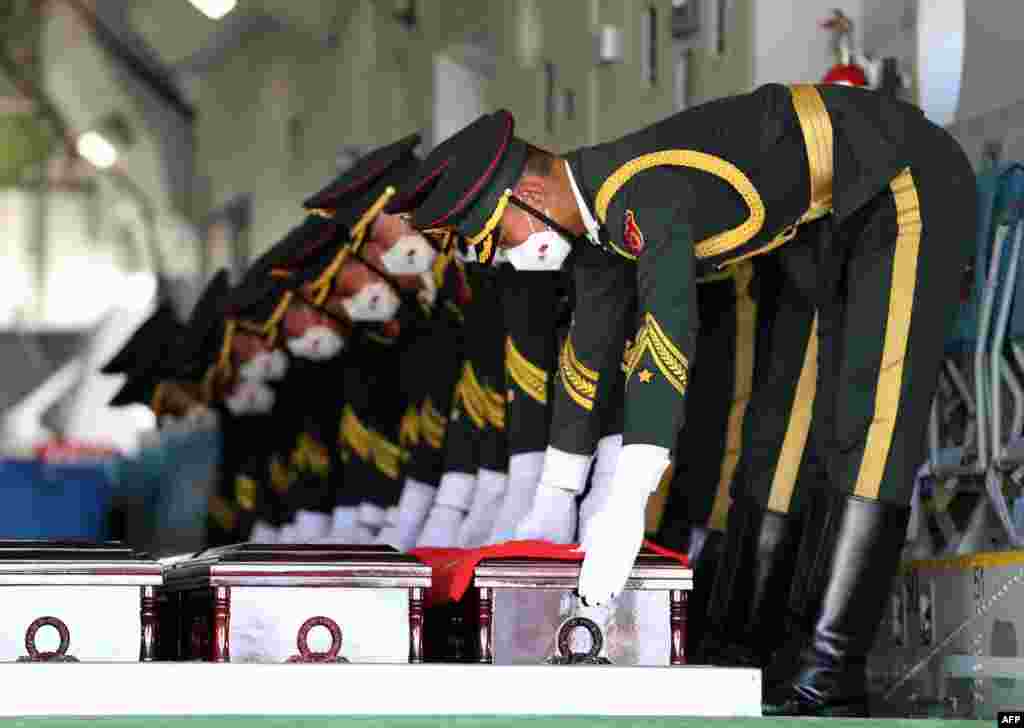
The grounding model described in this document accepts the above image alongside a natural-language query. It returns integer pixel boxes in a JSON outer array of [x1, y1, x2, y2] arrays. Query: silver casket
[[0, 540, 162, 663], [159, 543, 431, 664], [448, 549, 693, 665]]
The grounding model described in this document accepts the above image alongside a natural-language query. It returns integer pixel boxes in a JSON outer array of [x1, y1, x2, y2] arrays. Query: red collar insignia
[[624, 210, 645, 255]]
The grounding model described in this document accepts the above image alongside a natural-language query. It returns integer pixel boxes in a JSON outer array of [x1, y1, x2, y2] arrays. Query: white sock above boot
[[458, 468, 508, 548], [376, 479, 437, 551], [489, 451, 544, 544]]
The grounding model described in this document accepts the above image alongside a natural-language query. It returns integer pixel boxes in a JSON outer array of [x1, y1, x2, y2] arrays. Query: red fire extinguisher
[[820, 9, 871, 87]]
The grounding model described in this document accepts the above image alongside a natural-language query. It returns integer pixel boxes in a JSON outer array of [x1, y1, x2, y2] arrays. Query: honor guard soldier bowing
[[410, 83, 976, 716], [287, 134, 439, 542], [218, 225, 353, 543]]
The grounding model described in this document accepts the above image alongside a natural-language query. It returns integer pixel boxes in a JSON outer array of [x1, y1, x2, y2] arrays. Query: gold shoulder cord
[[148, 382, 167, 418], [591, 86, 833, 268], [308, 187, 397, 306], [594, 152, 766, 262], [720, 84, 835, 267], [465, 189, 512, 264]]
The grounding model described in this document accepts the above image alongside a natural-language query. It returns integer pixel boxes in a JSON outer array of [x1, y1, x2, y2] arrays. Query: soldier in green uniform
[[488, 266, 571, 542], [286, 134, 446, 542], [407, 83, 975, 716]]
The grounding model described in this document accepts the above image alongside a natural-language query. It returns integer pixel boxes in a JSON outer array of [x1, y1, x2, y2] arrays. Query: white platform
[[0, 663, 761, 717]]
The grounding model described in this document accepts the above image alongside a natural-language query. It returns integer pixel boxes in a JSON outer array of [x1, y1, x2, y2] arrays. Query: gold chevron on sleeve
[[456, 362, 488, 429], [559, 336, 598, 411], [400, 404, 421, 449], [506, 336, 549, 405], [484, 385, 506, 430], [626, 313, 689, 396], [234, 475, 257, 512], [340, 405, 373, 461], [372, 433, 409, 480], [419, 397, 447, 449]]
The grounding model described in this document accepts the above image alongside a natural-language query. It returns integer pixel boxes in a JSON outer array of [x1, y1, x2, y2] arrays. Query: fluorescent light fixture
[[187, 0, 237, 20], [76, 131, 118, 169]]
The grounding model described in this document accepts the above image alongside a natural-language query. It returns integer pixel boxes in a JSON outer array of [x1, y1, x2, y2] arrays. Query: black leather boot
[[686, 528, 723, 662], [762, 495, 910, 717], [762, 485, 835, 686], [697, 496, 802, 667]]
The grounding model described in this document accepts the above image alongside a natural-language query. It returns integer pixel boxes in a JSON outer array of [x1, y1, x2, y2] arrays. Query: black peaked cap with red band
[[408, 111, 528, 244], [109, 374, 161, 408], [173, 269, 233, 378], [222, 216, 342, 324], [101, 301, 184, 376], [303, 133, 423, 234]]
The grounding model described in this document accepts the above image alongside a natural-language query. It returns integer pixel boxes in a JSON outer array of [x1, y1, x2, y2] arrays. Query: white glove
[[458, 468, 508, 547], [415, 471, 475, 547], [375, 479, 437, 551], [514, 447, 592, 544], [578, 435, 622, 545], [489, 451, 544, 543], [278, 522, 298, 544], [293, 509, 332, 543], [318, 506, 360, 543], [577, 444, 670, 606], [416, 505, 465, 547], [351, 503, 386, 543], [249, 520, 279, 543]]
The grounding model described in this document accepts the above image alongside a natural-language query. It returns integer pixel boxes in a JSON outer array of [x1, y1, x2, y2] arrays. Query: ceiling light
[[76, 131, 118, 169], [187, 0, 237, 20]]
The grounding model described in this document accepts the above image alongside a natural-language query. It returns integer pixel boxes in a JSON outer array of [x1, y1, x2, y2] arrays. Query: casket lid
[[473, 548, 692, 591], [0, 540, 163, 585], [161, 543, 431, 590]]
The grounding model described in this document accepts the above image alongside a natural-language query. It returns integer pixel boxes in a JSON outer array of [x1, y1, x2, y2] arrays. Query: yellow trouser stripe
[[853, 169, 922, 499], [707, 262, 758, 531], [767, 315, 819, 514]]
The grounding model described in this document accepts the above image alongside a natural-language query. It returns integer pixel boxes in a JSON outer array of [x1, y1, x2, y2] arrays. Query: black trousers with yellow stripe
[[741, 128, 975, 512]]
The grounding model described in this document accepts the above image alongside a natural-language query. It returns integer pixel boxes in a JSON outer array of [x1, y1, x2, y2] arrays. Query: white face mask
[[225, 379, 276, 415], [505, 229, 572, 271], [380, 233, 438, 276], [342, 281, 402, 322], [237, 349, 289, 382], [286, 325, 345, 361]]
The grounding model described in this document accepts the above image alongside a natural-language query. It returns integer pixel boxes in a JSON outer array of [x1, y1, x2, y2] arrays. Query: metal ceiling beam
[[64, 0, 195, 121]]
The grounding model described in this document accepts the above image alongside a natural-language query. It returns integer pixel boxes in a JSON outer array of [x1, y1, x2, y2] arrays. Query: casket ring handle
[[547, 616, 613, 665], [287, 616, 349, 663], [20, 616, 79, 663]]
